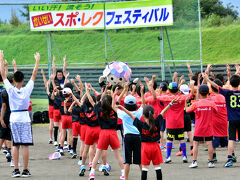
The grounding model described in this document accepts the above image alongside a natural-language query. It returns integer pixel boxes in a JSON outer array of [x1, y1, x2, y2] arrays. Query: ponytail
[[148, 111, 155, 135], [143, 105, 155, 135]]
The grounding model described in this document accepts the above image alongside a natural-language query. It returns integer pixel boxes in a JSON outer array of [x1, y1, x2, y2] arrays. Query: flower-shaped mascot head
[[99, 61, 132, 87]]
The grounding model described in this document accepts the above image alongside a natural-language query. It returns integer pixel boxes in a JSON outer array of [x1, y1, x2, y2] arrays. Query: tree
[[200, 0, 238, 19], [10, 9, 21, 26], [19, 5, 29, 21]]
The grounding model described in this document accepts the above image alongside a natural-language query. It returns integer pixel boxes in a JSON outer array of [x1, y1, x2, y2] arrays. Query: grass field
[[0, 25, 239, 65], [32, 98, 48, 113]]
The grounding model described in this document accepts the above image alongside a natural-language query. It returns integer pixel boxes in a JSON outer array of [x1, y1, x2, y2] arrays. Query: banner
[[29, 0, 173, 31]]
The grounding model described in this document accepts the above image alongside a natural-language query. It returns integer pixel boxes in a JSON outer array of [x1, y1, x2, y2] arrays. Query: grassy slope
[[0, 25, 239, 65]]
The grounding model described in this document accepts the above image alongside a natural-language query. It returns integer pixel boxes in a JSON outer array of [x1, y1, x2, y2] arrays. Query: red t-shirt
[[158, 93, 191, 129], [209, 94, 228, 137], [186, 98, 217, 137]]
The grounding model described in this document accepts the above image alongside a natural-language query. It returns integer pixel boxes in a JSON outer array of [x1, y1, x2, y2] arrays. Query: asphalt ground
[[0, 125, 240, 180]]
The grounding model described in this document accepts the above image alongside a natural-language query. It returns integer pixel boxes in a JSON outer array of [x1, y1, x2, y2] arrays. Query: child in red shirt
[[186, 84, 218, 168], [209, 79, 228, 162]]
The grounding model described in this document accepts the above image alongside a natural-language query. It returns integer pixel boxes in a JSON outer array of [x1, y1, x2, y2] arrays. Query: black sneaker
[[11, 169, 21, 178], [21, 169, 31, 178]]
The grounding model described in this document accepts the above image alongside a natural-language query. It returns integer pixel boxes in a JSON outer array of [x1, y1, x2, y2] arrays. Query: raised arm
[[63, 72, 70, 85], [46, 80, 50, 95], [63, 55, 67, 77], [172, 72, 178, 83], [41, 69, 48, 88], [203, 73, 219, 90], [71, 79, 80, 92], [50, 74, 57, 90], [186, 63, 193, 80], [140, 82, 145, 107], [85, 82, 95, 107], [31, 52, 40, 82], [0, 50, 6, 80], [235, 64, 240, 76], [12, 59, 17, 72], [226, 64, 231, 84], [76, 75, 84, 93], [4, 60, 8, 74], [117, 105, 136, 120], [68, 101, 76, 113], [71, 93, 82, 107], [145, 77, 157, 100], [117, 82, 128, 103], [112, 89, 118, 112]]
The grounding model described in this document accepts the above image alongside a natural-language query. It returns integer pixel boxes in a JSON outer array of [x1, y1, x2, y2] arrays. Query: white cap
[[180, 84, 189, 95], [62, 87, 72, 95]]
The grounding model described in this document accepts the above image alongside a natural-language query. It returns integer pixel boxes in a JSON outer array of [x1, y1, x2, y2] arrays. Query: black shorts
[[228, 120, 240, 141], [193, 136, 213, 142], [212, 136, 228, 148], [0, 123, 11, 141], [123, 134, 141, 164], [166, 128, 184, 141], [184, 112, 191, 132]]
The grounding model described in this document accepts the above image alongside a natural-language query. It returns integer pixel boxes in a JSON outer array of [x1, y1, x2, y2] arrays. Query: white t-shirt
[[4, 79, 34, 123]]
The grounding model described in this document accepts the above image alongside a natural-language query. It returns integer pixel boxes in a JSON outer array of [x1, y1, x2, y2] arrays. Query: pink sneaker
[[176, 151, 183, 156], [88, 173, 95, 180], [120, 175, 125, 180], [88, 162, 93, 170]]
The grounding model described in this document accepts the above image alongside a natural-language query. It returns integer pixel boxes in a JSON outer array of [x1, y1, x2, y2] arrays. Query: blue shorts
[[212, 136, 228, 148], [160, 119, 166, 132]]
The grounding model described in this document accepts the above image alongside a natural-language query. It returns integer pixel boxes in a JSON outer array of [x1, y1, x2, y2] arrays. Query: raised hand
[[34, 52, 40, 64]]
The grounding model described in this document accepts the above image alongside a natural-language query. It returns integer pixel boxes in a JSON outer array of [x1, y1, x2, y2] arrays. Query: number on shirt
[[230, 95, 240, 108]]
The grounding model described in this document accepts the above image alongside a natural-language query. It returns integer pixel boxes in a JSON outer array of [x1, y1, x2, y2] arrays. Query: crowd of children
[[0, 51, 240, 179]]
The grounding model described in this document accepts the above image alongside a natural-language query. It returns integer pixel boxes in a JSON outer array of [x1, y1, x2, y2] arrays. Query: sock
[[141, 168, 148, 180], [121, 169, 124, 176], [213, 152, 216, 158], [68, 145, 72, 150], [79, 156, 82, 160], [155, 167, 162, 180], [190, 146, 193, 150], [90, 168, 95, 175], [179, 146, 182, 152], [73, 138, 78, 153], [166, 142, 172, 159], [228, 155, 232, 161], [54, 126, 58, 141], [180, 143, 187, 158]]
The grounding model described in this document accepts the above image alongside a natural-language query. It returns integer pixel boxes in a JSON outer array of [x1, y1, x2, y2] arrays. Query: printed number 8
[[230, 95, 240, 108]]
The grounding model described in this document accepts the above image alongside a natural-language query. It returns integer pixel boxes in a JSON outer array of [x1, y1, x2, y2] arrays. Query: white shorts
[[10, 122, 33, 146]]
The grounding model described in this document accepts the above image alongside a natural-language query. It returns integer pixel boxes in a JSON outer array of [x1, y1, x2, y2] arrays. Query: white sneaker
[[64, 141, 68, 146], [183, 156, 188, 163], [54, 141, 58, 146], [165, 157, 171, 163], [189, 161, 198, 168], [208, 161, 215, 168], [10, 160, 20, 167]]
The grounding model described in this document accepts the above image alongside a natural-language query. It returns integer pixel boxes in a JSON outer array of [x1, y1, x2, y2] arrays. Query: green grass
[[32, 98, 48, 113], [0, 25, 239, 65]]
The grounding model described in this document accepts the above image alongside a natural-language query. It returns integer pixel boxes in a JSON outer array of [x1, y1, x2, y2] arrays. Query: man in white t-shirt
[[0, 50, 40, 178]]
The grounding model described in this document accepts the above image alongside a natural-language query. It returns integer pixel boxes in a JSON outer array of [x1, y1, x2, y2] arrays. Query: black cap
[[199, 84, 209, 94], [159, 82, 168, 91]]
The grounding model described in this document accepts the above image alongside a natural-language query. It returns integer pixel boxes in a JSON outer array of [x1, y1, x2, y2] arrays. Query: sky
[[0, 0, 239, 23]]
